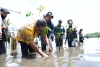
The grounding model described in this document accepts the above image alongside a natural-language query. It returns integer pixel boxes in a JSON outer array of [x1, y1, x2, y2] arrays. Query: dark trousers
[[19, 41, 35, 55], [40, 36, 53, 51], [0, 40, 6, 55], [68, 39, 72, 47], [55, 36, 63, 46], [79, 37, 83, 43], [41, 37, 46, 51], [68, 39, 76, 47]]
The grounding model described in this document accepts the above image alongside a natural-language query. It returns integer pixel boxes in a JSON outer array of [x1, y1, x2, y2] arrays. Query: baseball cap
[[46, 12, 53, 18], [0, 8, 10, 14], [67, 19, 73, 24], [58, 19, 62, 22]]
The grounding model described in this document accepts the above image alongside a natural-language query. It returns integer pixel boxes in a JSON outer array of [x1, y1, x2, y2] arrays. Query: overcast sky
[[0, 0, 100, 34]]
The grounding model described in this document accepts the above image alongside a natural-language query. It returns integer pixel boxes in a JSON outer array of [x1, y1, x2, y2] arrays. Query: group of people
[[0, 8, 84, 58]]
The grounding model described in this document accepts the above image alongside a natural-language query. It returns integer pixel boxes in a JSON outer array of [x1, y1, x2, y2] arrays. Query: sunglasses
[[36, 27, 44, 32], [38, 29, 43, 32], [59, 21, 62, 23]]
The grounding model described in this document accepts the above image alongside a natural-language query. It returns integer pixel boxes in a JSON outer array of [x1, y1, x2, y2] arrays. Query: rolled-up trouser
[[0, 40, 6, 55], [55, 36, 63, 46], [41, 37, 46, 51], [19, 41, 35, 55]]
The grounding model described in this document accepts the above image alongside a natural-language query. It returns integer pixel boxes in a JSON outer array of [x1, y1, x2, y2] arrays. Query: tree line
[[84, 32, 100, 38]]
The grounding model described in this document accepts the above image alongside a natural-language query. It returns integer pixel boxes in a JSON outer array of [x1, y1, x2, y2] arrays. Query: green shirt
[[54, 25, 65, 36]]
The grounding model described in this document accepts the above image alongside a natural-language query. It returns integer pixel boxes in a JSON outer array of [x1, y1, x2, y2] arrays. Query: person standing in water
[[40, 12, 54, 51], [15, 19, 52, 57], [54, 19, 65, 46], [65, 19, 78, 47], [79, 29, 84, 44], [0, 8, 10, 55]]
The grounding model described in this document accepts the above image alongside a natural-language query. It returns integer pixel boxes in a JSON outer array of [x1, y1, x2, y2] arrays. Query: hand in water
[[42, 54, 48, 58], [40, 51, 49, 58], [42, 55, 51, 59]]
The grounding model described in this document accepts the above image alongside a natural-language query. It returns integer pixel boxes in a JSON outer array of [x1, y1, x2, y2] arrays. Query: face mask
[[1, 14, 6, 19], [68, 24, 72, 26]]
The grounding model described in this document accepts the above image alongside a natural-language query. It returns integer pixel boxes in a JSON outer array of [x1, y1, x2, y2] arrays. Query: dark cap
[[58, 19, 62, 22], [46, 12, 53, 18], [80, 29, 83, 31], [67, 19, 73, 24], [0, 8, 10, 14]]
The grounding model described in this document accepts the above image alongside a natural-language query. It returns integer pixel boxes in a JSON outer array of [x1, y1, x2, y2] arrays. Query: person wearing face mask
[[54, 19, 65, 46], [40, 12, 54, 51], [0, 8, 10, 55], [65, 19, 78, 47]]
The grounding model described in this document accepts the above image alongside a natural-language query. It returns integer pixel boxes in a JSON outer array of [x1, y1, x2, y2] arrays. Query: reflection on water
[[0, 38, 100, 67]]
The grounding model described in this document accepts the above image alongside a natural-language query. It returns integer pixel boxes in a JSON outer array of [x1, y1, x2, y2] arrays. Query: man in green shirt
[[54, 19, 65, 46]]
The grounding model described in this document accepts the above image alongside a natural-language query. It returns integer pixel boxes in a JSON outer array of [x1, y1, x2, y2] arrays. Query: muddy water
[[0, 38, 100, 67]]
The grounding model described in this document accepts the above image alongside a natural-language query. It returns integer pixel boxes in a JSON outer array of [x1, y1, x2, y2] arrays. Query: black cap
[[0, 8, 10, 14], [58, 19, 62, 22], [80, 29, 83, 31], [46, 12, 53, 18], [67, 19, 73, 24]]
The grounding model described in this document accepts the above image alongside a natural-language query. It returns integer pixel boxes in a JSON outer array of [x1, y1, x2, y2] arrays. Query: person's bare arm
[[0, 14, 2, 36], [29, 41, 48, 57], [42, 34, 52, 52]]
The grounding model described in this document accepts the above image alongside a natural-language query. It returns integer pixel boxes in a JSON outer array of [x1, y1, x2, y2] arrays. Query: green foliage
[[26, 5, 45, 18], [6, 19, 10, 26], [36, 5, 45, 12], [26, 11, 33, 17], [36, 5, 45, 18], [84, 32, 100, 38], [42, 26, 51, 35]]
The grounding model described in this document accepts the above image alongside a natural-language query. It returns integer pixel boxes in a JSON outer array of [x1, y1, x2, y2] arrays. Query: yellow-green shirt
[[15, 21, 39, 44], [15, 20, 51, 45]]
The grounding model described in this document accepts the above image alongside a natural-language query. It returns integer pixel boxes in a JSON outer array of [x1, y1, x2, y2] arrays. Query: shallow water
[[0, 38, 100, 67]]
